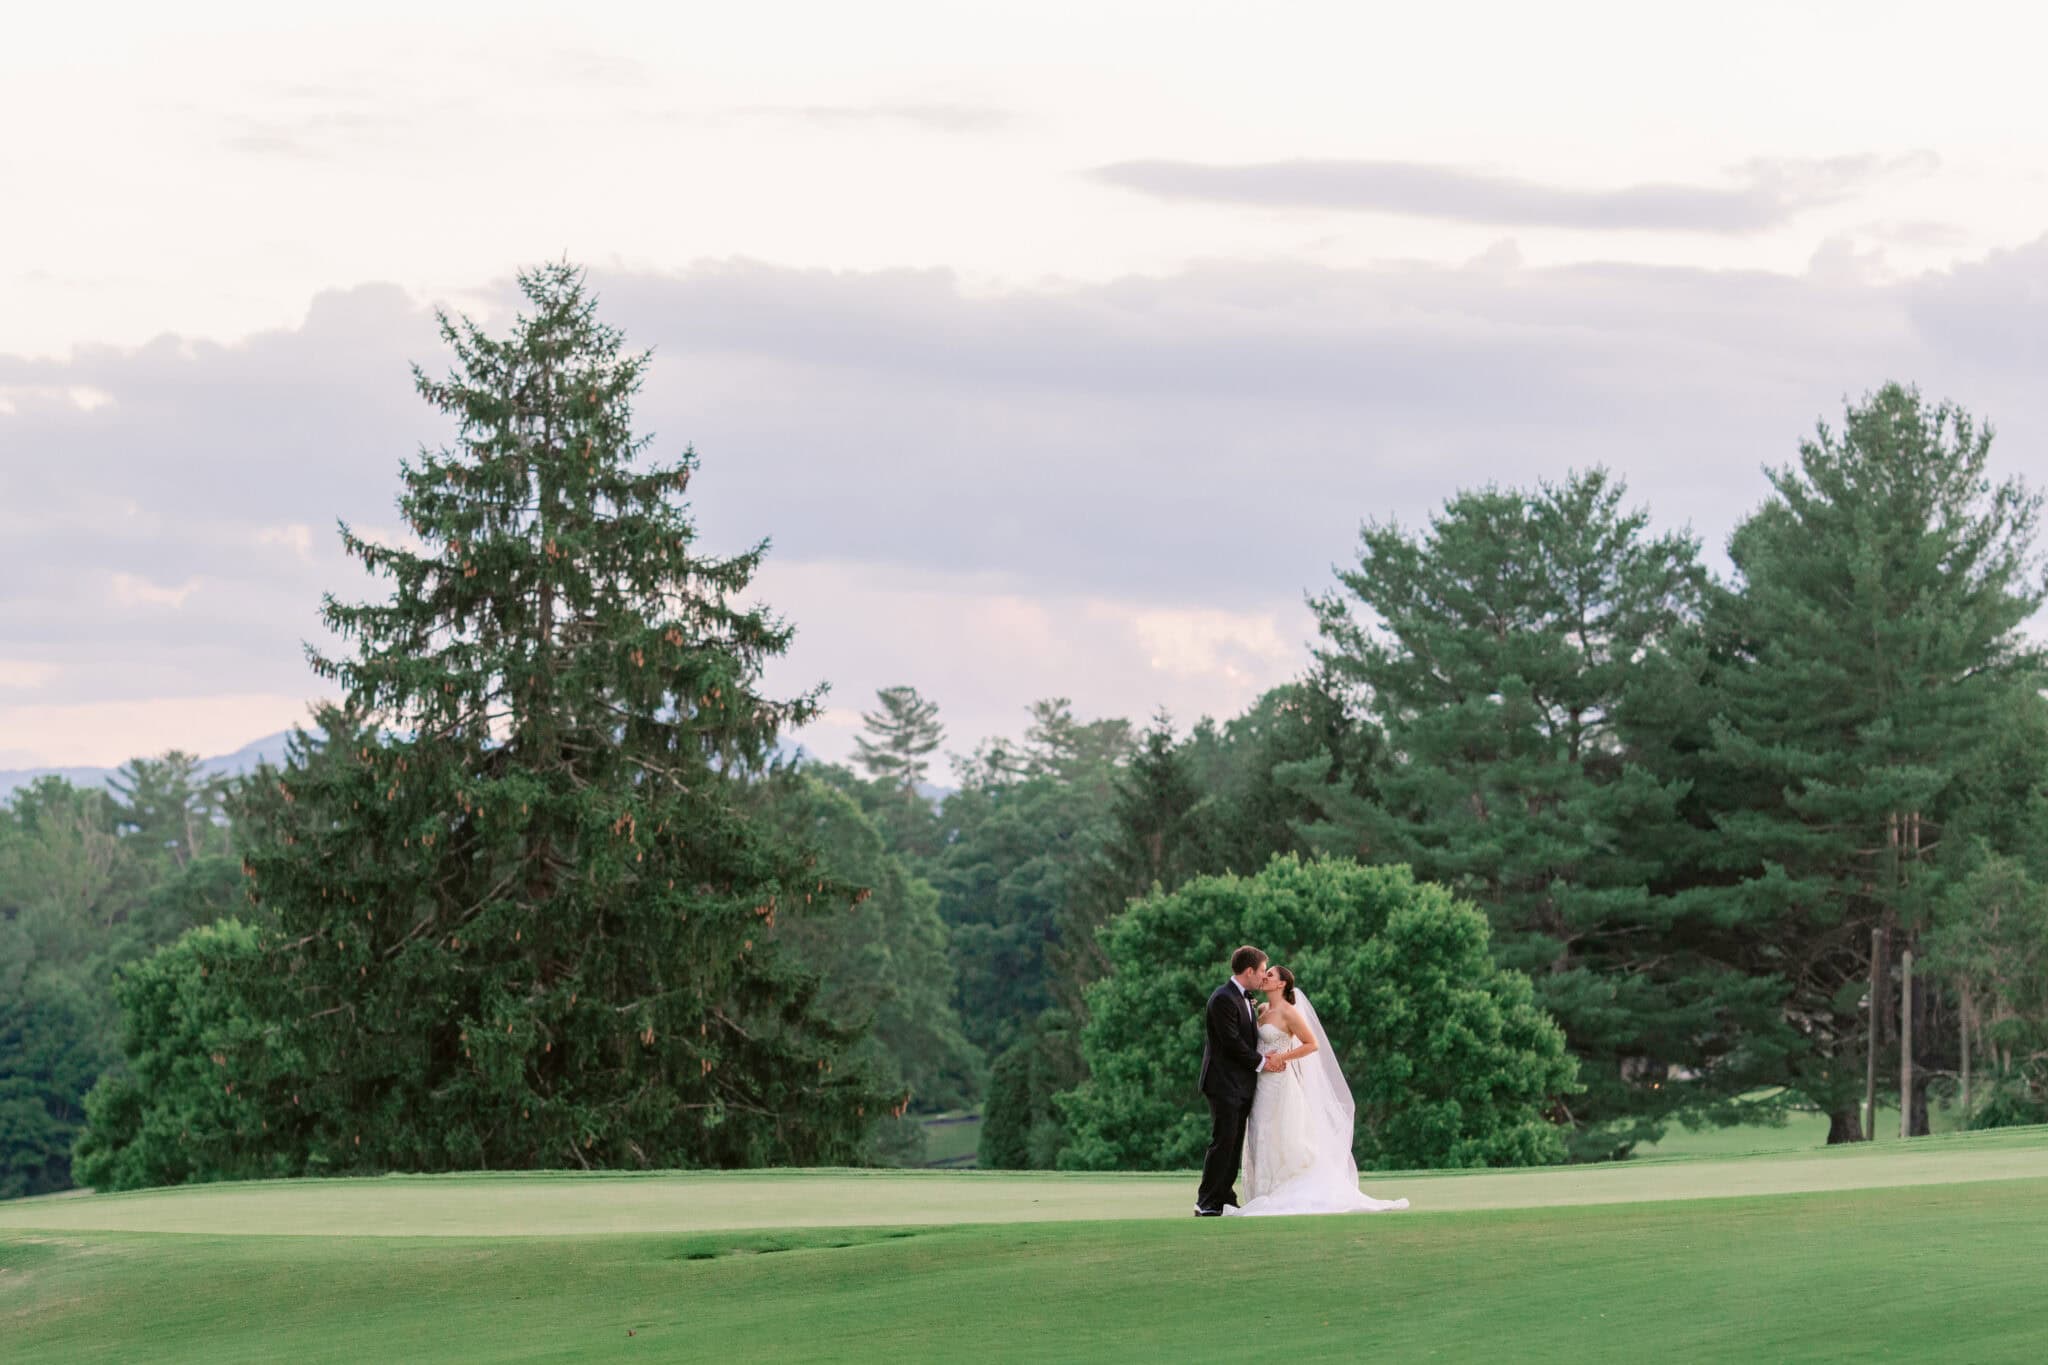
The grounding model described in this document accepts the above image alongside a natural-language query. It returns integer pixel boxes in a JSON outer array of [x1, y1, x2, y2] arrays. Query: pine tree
[[929, 700, 1132, 1054], [109, 752, 229, 870], [1054, 710, 1205, 1004], [853, 686, 945, 796], [762, 769, 984, 1117], [239, 264, 889, 1173], [851, 685, 945, 856], [1308, 468, 1784, 1155], [1197, 676, 1381, 871], [1676, 384, 2046, 1140]]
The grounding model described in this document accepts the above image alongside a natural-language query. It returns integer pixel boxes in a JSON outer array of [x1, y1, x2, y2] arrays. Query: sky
[[3, 1, 2046, 770]]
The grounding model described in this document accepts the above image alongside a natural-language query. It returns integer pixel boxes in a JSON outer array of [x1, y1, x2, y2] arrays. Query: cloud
[[257, 524, 316, 562], [109, 572, 201, 609], [3, 238, 2044, 765], [1090, 153, 1938, 233], [0, 384, 114, 413], [747, 561, 1314, 770], [717, 101, 1011, 134], [0, 661, 58, 690]]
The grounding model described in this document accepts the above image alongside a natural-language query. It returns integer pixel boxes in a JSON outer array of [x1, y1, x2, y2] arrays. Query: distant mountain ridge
[[3, 731, 958, 805], [0, 731, 297, 799]]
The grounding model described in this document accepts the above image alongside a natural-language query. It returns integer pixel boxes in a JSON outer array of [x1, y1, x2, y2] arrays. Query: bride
[[1225, 965, 1409, 1217]]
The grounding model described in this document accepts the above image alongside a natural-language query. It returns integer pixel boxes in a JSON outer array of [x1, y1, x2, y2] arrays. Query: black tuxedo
[[1196, 979, 1263, 1213]]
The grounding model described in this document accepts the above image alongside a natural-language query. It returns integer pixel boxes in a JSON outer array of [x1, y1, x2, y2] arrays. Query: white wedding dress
[[1226, 997, 1409, 1218]]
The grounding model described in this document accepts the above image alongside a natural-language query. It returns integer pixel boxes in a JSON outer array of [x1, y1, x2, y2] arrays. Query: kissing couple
[[1195, 945, 1410, 1217]]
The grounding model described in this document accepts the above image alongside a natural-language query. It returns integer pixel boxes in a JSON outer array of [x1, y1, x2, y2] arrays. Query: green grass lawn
[[1634, 1097, 1954, 1159], [6, 1127, 2046, 1363], [918, 1109, 982, 1167]]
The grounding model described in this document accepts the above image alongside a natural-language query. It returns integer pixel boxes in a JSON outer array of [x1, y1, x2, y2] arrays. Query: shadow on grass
[[663, 1226, 927, 1262]]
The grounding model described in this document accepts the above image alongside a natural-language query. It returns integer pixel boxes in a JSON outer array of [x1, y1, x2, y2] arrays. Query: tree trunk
[[1827, 1106, 1865, 1144], [1899, 950, 1919, 1139], [1961, 983, 1973, 1119], [1864, 927, 1882, 1140]]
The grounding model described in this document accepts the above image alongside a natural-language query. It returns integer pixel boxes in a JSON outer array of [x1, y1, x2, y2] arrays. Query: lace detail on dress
[[1241, 1023, 1317, 1199]]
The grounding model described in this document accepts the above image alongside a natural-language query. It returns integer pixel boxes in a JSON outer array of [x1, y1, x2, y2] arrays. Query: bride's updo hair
[[1272, 965, 1296, 1004]]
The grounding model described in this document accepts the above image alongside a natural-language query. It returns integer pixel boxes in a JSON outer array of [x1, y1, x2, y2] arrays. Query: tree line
[[3, 264, 2043, 1196]]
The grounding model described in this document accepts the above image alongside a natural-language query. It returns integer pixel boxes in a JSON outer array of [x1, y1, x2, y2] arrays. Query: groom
[[1195, 944, 1287, 1215]]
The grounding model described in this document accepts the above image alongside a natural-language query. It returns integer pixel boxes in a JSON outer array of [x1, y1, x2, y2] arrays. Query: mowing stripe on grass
[[6, 1177, 2047, 1363], [4, 1125, 2044, 1238]]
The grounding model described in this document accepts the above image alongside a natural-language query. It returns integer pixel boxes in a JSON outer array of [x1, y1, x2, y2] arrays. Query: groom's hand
[[1262, 1056, 1287, 1072]]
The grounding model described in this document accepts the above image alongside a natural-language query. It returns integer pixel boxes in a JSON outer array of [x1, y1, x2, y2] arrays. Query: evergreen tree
[[929, 700, 1131, 1055], [110, 752, 242, 939], [2, 767, 250, 1195], [109, 751, 229, 870], [763, 770, 983, 1116], [1926, 826, 2048, 1128], [850, 686, 945, 856], [976, 1010, 1086, 1169], [854, 685, 944, 795], [1196, 675, 1382, 872], [1308, 469, 1784, 1155], [1677, 384, 2046, 1140], [1054, 710, 1205, 1005], [233, 264, 889, 1175], [0, 968, 100, 1198]]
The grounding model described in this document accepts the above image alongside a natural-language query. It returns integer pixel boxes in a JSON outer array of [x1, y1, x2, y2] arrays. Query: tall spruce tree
[[853, 686, 945, 796], [1676, 384, 2045, 1140], [1054, 710, 1205, 1004], [239, 264, 888, 1173], [851, 685, 945, 857], [1309, 468, 1785, 1154]]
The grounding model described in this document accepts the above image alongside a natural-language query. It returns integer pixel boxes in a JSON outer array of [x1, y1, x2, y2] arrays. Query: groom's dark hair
[[1230, 945, 1266, 975]]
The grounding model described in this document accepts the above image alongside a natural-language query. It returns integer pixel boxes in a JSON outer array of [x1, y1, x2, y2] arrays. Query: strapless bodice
[[1256, 1021, 1290, 1052]]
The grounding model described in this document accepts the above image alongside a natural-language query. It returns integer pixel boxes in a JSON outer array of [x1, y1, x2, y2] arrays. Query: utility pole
[[1899, 949, 1915, 1141], [1961, 982, 1973, 1119], [1865, 927, 1881, 1141]]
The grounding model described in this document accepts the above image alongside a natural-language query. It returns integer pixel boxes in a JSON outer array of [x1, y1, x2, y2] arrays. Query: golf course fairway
[[5, 1126, 2044, 1362]]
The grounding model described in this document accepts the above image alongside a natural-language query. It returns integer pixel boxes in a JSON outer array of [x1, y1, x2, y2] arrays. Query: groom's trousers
[[1197, 1090, 1254, 1212]]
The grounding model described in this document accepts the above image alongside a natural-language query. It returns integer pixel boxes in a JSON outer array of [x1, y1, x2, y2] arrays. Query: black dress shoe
[[1193, 1207, 1223, 1217]]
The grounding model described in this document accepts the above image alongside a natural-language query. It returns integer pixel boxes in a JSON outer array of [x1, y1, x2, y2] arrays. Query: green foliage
[[1194, 676, 1382, 871], [1055, 711, 1206, 1001], [71, 919, 299, 1192], [1672, 384, 2046, 1130], [1306, 468, 1780, 1155], [221, 264, 889, 1178], [0, 777, 151, 976], [1059, 854, 1577, 1171], [976, 1011, 1084, 1170], [109, 752, 233, 875], [929, 699, 1133, 1054], [1926, 823, 2048, 1129], [851, 686, 946, 857], [764, 770, 983, 1119], [0, 970, 102, 1198], [1347, 889, 1582, 1168], [1, 767, 233, 1197]]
